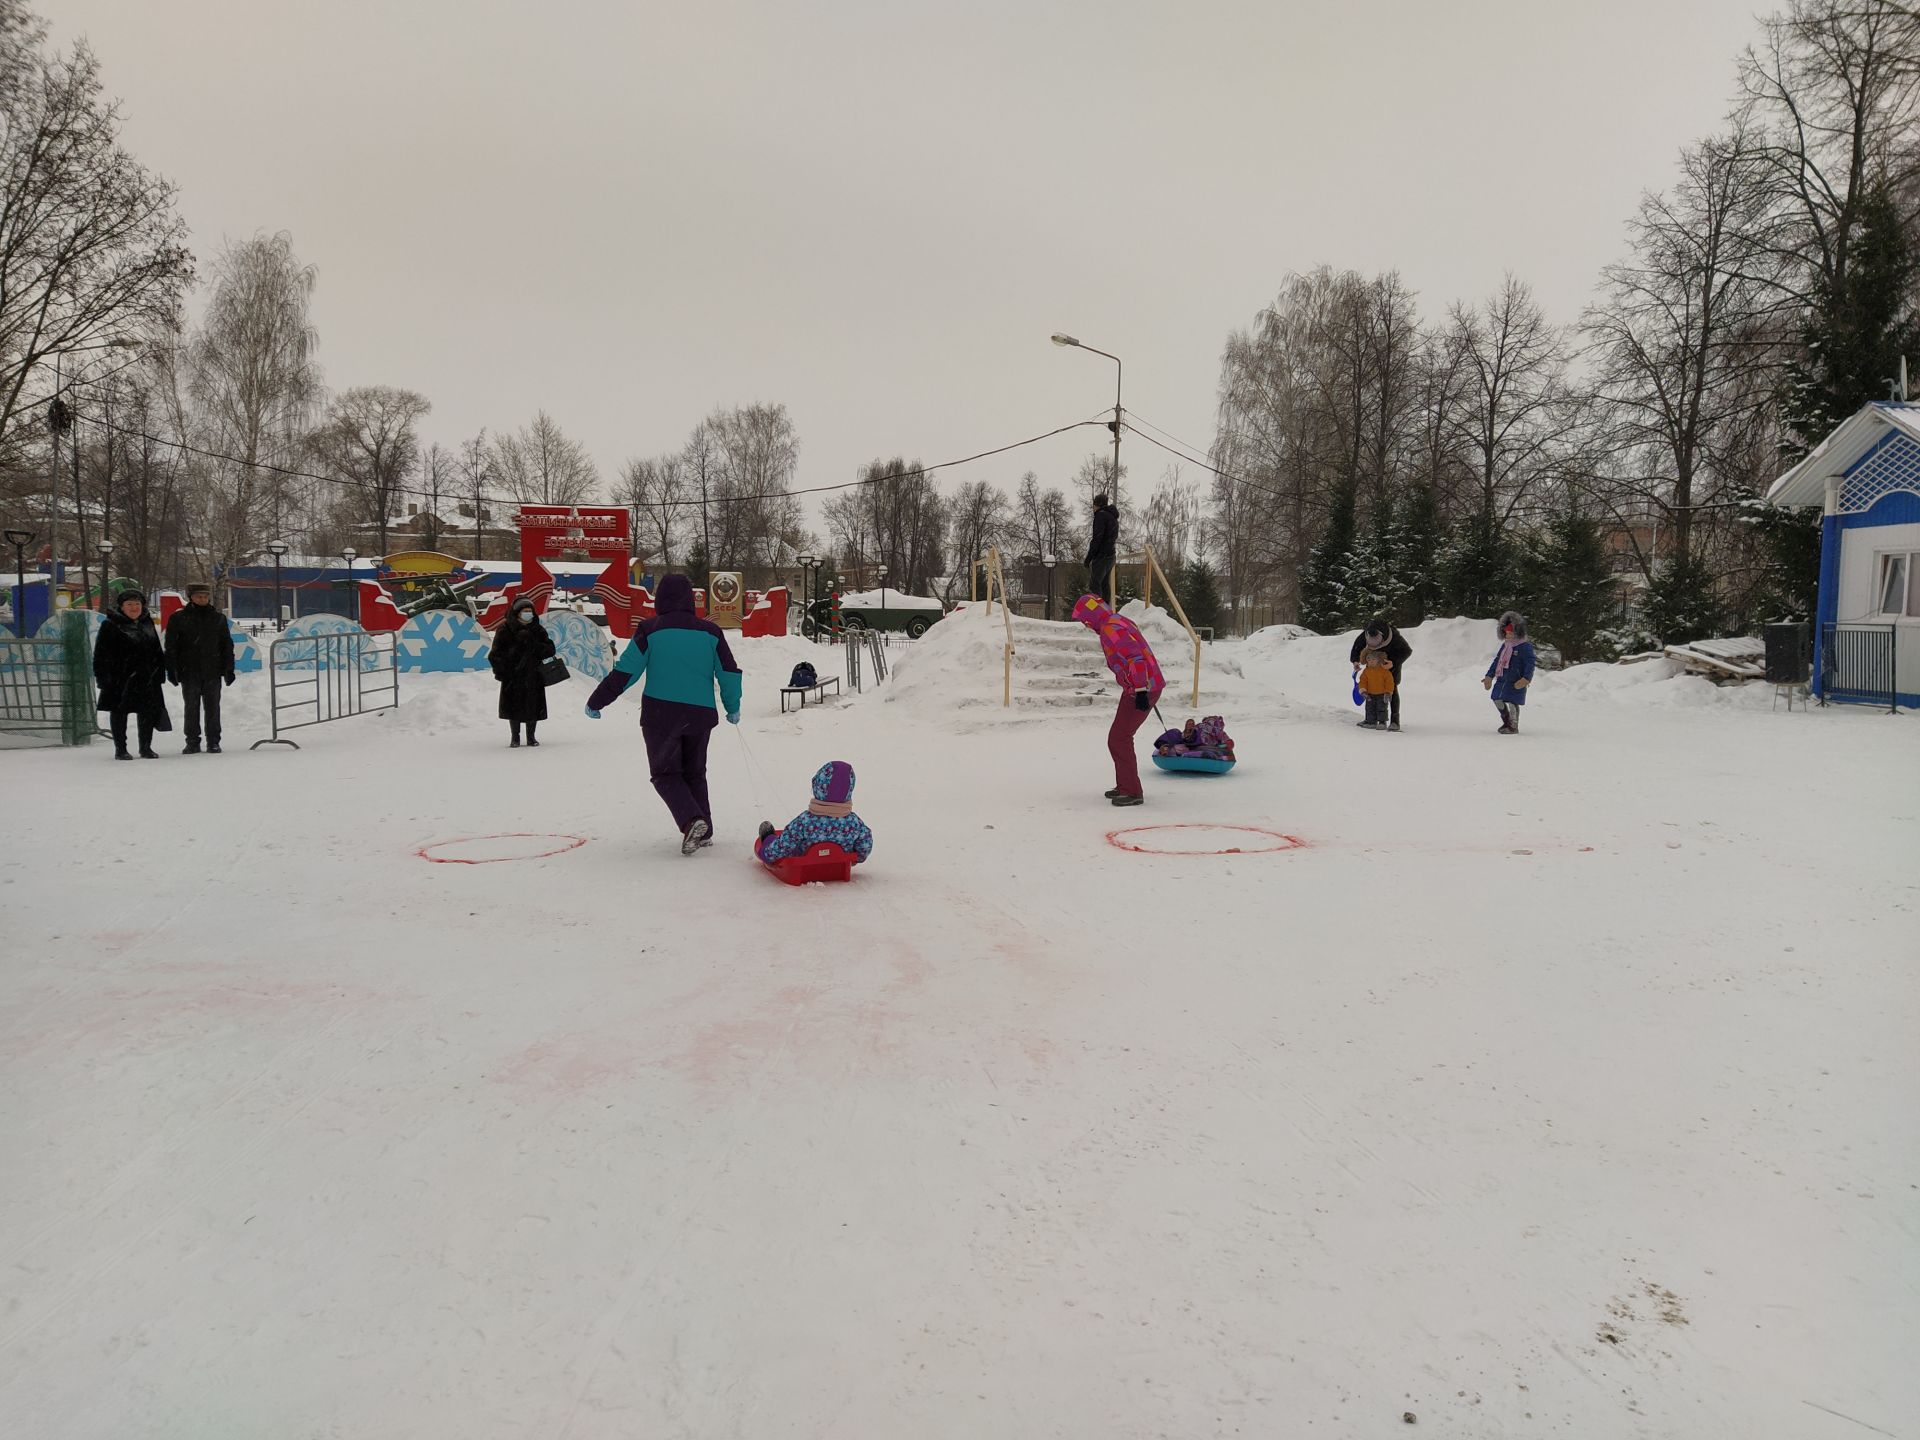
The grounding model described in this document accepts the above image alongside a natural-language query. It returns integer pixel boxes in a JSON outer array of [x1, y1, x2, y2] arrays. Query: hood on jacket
[[1071, 593, 1111, 629], [1364, 618, 1393, 644], [807, 760, 857, 817], [510, 597, 539, 619], [1497, 610, 1528, 640], [656, 573, 696, 615]]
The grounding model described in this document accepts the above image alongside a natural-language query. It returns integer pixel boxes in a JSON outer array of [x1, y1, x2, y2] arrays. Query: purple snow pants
[[641, 702, 716, 835]]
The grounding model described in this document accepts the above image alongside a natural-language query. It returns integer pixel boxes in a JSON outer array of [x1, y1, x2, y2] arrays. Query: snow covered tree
[[1436, 511, 1519, 619], [1297, 484, 1356, 633], [1523, 512, 1618, 663], [1172, 557, 1223, 633], [1641, 553, 1723, 644]]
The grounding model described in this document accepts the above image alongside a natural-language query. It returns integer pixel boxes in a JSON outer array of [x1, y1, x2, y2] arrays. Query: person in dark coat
[[1482, 610, 1536, 734], [489, 597, 556, 747], [1085, 492, 1119, 603], [584, 572, 743, 854], [164, 582, 235, 753], [1349, 618, 1412, 731], [93, 589, 171, 760]]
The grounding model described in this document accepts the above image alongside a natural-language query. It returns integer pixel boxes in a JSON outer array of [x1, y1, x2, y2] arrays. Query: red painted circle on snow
[[416, 833, 589, 865], [1106, 824, 1307, 857]]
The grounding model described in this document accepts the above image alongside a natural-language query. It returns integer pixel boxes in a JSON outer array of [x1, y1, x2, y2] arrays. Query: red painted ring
[[1106, 824, 1307, 857], [417, 833, 590, 865]]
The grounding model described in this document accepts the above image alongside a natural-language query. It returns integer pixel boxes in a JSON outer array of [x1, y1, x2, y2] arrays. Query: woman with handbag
[[489, 597, 558, 747], [94, 588, 172, 760]]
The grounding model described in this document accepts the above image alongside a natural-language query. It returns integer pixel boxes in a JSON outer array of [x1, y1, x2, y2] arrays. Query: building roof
[[1767, 402, 1920, 509]]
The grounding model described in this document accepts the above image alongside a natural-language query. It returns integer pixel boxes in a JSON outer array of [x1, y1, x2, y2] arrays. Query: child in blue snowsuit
[[1482, 610, 1536, 734], [756, 760, 874, 866]]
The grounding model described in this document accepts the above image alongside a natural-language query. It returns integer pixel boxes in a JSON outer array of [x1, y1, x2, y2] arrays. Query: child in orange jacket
[[1357, 650, 1396, 729]]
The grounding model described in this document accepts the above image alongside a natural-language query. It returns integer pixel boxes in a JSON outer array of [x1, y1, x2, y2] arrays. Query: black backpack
[[788, 662, 818, 688]]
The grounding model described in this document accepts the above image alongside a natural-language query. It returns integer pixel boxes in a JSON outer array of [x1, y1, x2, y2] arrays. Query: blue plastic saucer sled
[[1352, 678, 1364, 706], [1152, 754, 1236, 776]]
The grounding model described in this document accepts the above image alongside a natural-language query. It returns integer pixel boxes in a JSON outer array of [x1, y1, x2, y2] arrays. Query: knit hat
[[807, 760, 856, 818], [511, 596, 537, 616], [186, 583, 212, 598], [117, 588, 146, 609]]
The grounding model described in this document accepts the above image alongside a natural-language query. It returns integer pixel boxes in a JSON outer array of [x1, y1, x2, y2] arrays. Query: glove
[[584, 705, 601, 719], [1515, 677, 1530, 690], [1133, 690, 1151, 712], [1481, 676, 1494, 690], [223, 674, 234, 687], [726, 710, 740, 725]]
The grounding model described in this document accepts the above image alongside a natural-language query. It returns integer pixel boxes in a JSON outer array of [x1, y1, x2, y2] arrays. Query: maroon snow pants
[[1107, 689, 1158, 797]]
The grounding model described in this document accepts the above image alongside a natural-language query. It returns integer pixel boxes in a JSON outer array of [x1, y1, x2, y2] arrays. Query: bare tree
[[944, 477, 1011, 595], [616, 453, 689, 565], [309, 386, 430, 556], [189, 232, 322, 567], [0, 8, 192, 454], [1585, 129, 1786, 571], [1445, 275, 1575, 527], [1141, 464, 1202, 566], [492, 410, 599, 506], [705, 403, 800, 567], [456, 430, 493, 561], [419, 442, 449, 550]]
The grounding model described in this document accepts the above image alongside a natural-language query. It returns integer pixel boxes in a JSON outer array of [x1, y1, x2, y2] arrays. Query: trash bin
[[1764, 622, 1811, 685]]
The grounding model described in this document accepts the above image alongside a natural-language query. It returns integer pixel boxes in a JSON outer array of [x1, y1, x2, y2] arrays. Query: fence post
[[58, 611, 93, 746]]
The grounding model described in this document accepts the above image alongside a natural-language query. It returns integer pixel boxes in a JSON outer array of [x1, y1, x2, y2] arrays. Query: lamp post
[[96, 538, 114, 611], [797, 552, 814, 634], [43, 339, 141, 624], [877, 564, 888, 611], [266, 539, 289, 631], [1042, 554, 1057, 622], [1051, 332, 1124, 593], [5, 528, 33, 637], [342, 547, 358, 623]]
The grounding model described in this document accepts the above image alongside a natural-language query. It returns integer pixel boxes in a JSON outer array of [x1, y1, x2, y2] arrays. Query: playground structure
[[973, 543, 1202, 708]]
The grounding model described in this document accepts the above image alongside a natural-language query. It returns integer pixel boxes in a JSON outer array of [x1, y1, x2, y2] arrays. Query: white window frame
[[1871, 549, 1917, 618]]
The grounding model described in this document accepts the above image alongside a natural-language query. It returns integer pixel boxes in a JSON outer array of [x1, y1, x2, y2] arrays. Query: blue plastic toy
[[1152, 754, 1236, 776], [1351, 677, 1364, 706]]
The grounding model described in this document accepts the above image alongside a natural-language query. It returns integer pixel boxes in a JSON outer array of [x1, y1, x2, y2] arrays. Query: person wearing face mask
[[488, 597, 556, 747], [93, 588, 172, 759]]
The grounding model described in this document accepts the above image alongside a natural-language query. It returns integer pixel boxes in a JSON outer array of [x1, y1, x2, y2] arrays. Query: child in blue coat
[[756, 760, 875, 866], [1482, 610, 1536, 734]]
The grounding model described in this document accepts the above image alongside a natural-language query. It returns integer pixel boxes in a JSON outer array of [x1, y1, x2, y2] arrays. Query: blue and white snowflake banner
[[543, 611, 613, 682], [396, 611, 493, 673]]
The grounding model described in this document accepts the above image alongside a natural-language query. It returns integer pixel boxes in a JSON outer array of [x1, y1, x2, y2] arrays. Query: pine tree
[[1174, 557, 1223, 633], [1436, 511, 1518, 618], [1392, 483, 1441, 622], [1641, 554, 1721, 645], [1298, 485, 1357, 633], [1525, 512, 1617, 663]]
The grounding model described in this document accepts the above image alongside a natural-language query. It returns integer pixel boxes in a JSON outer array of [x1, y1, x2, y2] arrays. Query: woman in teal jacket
[[585, 574, 744, 852]]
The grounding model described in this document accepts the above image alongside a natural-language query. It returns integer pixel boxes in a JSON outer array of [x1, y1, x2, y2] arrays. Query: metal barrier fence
[[1820, 622, 1897, 713], [251, 630, 399, 749], [0, 613, 94, 746]]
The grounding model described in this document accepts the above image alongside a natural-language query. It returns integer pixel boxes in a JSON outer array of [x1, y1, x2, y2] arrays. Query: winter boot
[[206, 742, 221, 754], [1110, 793, 1144, 807], [1387, 720, 1400, 732], [183, 741, 201, 755], [1104, 786, 1127, 799], [138, 747, 159, 759], [681, 818, 711, 855], [113, 747, 131, 761]]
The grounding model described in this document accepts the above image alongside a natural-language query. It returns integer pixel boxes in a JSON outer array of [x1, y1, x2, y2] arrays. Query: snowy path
[[2, 628, 1916, 1438]]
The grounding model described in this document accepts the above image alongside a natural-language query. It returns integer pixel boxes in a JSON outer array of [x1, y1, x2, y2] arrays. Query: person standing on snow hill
[[93, 589, 171, 760], [164, 582, 235, 754], [756, 761, 874, 867], [1349, 618, 1411, 731], [584, 572, 743, 854], [1482, 610, 1536, 735], [1072, 593, 1164, 807], [1085, 491, 1118, 603], [489, 597, 556, 748]]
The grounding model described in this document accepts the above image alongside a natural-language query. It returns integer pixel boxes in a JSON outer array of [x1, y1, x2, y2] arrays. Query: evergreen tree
[[684, 540, 711, 595], [1173, 557, 1224, 633], [1298, 485, 1357, 633], [1641, 553, 1722, 645], [1436, 511, 1518, 618], [1525, 512, 1617, 663], [1391, 482, 1441, 623]]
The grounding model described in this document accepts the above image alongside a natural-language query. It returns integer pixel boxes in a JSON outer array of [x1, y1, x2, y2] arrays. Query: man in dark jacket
[[1085, 492, 1118, 603], [165, 583, 236, 753], [1349, 618, 1412, 731]]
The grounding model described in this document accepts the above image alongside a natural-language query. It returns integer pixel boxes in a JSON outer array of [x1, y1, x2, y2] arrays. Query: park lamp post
[[1050, 333, 1124, 525], [797, 552, 814, 630], [5, 528, 33, 637], [96, 538, 113, 610], [342, 547, 358, 623], [877, 564, 888, 611], [266, 539, 289, 631], [1042, 554, 1058, 622]]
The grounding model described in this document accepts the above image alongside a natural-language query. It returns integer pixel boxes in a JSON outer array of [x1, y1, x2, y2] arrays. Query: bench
[[780, 675, 842, 713]]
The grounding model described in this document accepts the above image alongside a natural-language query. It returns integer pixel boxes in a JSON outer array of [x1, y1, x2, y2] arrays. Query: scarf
[[1494, 639, 1516, 677], [808, 798, 853, 818]]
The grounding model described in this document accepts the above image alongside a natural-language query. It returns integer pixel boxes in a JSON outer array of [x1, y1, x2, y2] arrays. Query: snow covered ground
[[2, 613, 1915, 1439]]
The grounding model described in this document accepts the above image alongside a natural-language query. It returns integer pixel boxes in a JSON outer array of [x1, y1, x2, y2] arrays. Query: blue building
[[1767, 402, 1919, 708]]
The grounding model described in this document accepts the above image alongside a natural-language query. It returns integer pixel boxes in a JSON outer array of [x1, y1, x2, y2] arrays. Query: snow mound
[[836, 589, 944, 611]]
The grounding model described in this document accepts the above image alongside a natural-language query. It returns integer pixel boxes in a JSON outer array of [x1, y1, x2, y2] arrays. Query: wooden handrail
[[1132, 545, 1201, 708], [975, 548, 1016, 706]]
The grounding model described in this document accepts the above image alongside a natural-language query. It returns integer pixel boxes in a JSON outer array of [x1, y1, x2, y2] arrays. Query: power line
[[57, 390, 1108, 515]]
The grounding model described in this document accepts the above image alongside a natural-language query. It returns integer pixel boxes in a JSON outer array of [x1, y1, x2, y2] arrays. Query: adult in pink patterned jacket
[[1072, 593, 1165, 807]]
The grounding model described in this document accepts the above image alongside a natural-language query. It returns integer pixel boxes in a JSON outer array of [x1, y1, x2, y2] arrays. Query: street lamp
[[797, 553, 814, 631], [44, 339, 142, 623], [266, 539, 289, 631], [1051, 331, 1124, 594], [341, 547, 358, 623], [5, 528, 33, 637], [877, 564, 888, 611], [96, 538, 114, 611], [1042, 554, 1058, 622]]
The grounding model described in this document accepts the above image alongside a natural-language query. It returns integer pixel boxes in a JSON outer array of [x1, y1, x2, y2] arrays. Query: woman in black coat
[[488, 598, 556, 747], [1349, 617, 1412, 731], [93, 589, 172, 759]]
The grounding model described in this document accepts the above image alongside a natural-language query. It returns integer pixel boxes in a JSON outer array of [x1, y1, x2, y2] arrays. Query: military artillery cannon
[[392, 571, 495, 619]]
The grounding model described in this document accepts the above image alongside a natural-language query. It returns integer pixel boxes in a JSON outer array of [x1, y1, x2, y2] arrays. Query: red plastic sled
[[760, 837, 856, 886]]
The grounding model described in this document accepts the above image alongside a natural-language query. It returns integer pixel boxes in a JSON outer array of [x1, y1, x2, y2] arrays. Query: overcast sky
[[57, 0, 1768, 526]]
